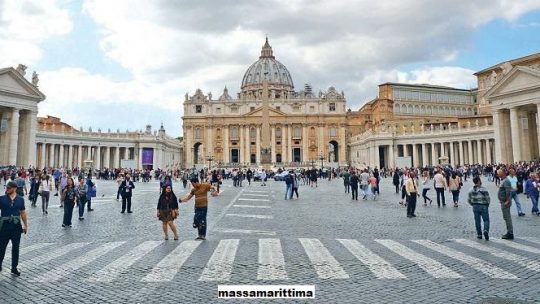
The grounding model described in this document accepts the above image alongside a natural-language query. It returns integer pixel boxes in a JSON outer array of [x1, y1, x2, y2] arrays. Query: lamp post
[[318, 151, 324, 169], [310, 159, 315, 168], [206, 154, 214, 170]]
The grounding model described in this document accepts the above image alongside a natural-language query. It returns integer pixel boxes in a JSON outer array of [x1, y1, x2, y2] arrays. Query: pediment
[[485, 66, 540, 100], [243, 106, 287, 117], [0, 68, 46, 101]]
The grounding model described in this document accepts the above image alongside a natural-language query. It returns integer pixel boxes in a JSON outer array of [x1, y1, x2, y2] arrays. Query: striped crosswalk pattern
[[299, 238, 349, 279], [258, 239, 288, 280], [454, 239, 540, 273], [337, 239, 405, 279], [238, 198, 271, 202], [226, 213, 273, 219], [142, 240, 201, 282], [413, 240, 518, 279], [31, 242, 125, 282], [7, 237, 540, 283], [199, 239, 240, 281], [376, 240, 462, 278], [491, 239, 540, 254], [88, 241, 162, 282], [233, 205, 271, 209]]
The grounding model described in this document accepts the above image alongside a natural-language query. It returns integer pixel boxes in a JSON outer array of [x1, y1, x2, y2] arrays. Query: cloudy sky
[[1, 0, 540, 137]]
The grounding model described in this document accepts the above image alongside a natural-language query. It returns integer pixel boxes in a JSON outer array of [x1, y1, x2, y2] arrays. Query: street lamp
[[206, 154, 214, 170], [310, 159, 315, 168], [318, 151, 324, 169]]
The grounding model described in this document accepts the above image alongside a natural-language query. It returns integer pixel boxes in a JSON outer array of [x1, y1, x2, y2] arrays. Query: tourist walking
[[28, 175, 40, 207], [61, 177, 76, 228], [39, 174, 53, 215], [120, 175, 135, 213], [434, 168, 447, 207], [467, 176, 490, 240], [284, 171, 294, 200], [524, 173, 540, 215], [156, 185, 179, 240], [497, 169, 514, 240], [350, 171, 359, 200], [421, 171, 433, 206], [343, 170, 351, 193], [291, 172, 299, 199], [392, 170, 400, 194], [449, 172, 462, 208], [399, 170, 409, 205], [508, 169, 525, 216], [86, 174, 96, 212], [368, 174, 378, 200], [360, 169, 370, 200], [405, 172, 418, 217], [76, 177, 88, 221], [116, 174, 124, 201], [180, 178, 219, 240], [0, 181, 28, 276]]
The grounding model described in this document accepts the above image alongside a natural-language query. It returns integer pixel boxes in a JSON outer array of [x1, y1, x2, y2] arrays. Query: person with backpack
[[468, 176, 491, 240]]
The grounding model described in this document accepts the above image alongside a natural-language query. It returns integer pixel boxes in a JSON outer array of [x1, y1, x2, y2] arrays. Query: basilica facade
[[182, 38, 348, 168]]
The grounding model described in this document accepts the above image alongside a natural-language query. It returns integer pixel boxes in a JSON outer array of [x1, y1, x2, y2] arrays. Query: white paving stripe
[[142, 240, 201, 282], [337, 239, 406, 279], [518, 237, 540, 245], [454, 239, 540, 273], [299, 238, 349, 279], [88, 241, 162, 282], [199, 239, 240, 281], [242, 194, 270, 197], [22, 242, 54, 254], [24, 242, 89, 267], [258, 239, 288, 280], [233, 205, 271, 209], [215, 228, 276, 236], [32, 241, 125, 282], [376, 240, 462, 279], [238, 198, 271, 202], [413, 240, 518, 279], [491, 239, 540, 254], [226, 213, 273, 219]]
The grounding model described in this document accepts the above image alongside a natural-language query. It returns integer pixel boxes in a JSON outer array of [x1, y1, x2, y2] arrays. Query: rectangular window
[[250, 106, 255, 112], [216, 107, 221, 114], [231, 107, 238, 114], [310, 106, 315, 112], [195, 105, 202, 113], [329, 103, 336, 111]]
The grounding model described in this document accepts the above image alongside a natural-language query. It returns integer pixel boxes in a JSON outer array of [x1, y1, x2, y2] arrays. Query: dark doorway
[[250, 153, 256, 164], [276, 153, 282, 163], [231, 149, 239, 163], [378, 146, 385, 169], [293, 148, 301, 162], [193, 142, 202, 164], [329, 140, 339, 162]]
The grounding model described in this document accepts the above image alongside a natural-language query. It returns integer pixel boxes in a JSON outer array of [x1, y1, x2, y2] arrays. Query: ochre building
[[182, 38, 348, 168]]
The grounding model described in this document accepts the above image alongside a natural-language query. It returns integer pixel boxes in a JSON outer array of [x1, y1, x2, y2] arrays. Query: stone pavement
[[0, 176, 539, 303]]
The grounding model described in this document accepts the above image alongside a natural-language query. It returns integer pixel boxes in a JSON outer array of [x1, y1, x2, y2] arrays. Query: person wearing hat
[[0, 181, 29, 276], [180, 177, 218, 240]]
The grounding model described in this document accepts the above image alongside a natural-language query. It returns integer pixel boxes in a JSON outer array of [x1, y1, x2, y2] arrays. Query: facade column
[[431, 143, 437, 166], [8, 108, 20, 165], [26, 111, 37, 166], [76, 146, 81, 168], [476, 139, 483, 165], [421, 144, 427, 167], [223, 127, 230, 164], [58, 144, 64, 168], [271, 125, 276, 163], [245, 126, 250, 164], [40, 143, 46, 168], [403, 144, 409, 157], [207, 126, 213, 158], [239, 125, 244, 163], [449, 142, 455, 167], [114, 147, 120, 168], [48, 143, 55, 167], [510, 107, 521, 162], [96, 146, 102, 169], [458, 141, 464, 166], [412, 143, 419, 167], [256, 125, 261, 164], [486, 139, 492, 165], [68, 145, 73, 169], [318, 125, 324, 162], [492, 110, 503, 163], [138, 147, 143, 170], [467, 141, 473, 165], [302, 125, 309, 163], [282, 125, 288, 163], [287, 125, 292, 163], [388, 144, 395, 168]]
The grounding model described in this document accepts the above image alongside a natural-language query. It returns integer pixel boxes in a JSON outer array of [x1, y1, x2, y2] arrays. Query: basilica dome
[[240, 38, 294, 98]]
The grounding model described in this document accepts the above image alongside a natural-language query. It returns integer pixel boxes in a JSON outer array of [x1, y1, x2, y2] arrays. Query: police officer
[[0, 181, 29, 276]]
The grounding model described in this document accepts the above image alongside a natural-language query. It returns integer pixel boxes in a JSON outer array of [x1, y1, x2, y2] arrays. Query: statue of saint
[[32, 71, 39, 86]]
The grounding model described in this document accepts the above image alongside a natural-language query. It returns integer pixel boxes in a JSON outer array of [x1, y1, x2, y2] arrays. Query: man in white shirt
[[433, 168, 447, 207], [508, 169, 525, 216]]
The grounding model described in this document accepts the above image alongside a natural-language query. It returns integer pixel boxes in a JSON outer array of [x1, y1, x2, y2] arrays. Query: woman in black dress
[[156, 185, 179, 240]]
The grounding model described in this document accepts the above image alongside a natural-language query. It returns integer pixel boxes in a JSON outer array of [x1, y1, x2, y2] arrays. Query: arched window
[[293, 126, 302, 138]]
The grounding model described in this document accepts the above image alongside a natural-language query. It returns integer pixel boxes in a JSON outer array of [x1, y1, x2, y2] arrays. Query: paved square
[[1, 177, 539, 303]]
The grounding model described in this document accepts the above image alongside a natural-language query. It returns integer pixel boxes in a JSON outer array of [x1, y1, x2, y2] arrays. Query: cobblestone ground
[[1, 176, 539, 303]]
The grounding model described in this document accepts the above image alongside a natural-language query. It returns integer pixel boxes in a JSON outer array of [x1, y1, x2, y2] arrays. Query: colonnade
[[0, 108, 37, 166], [35, 143, 136, 169]]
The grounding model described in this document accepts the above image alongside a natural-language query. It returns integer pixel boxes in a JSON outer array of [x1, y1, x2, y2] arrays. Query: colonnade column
[[58, 144, 64, 168], [239, 125, 244, 163], [486, 140, 492, 164], [510, 107, 521, 162], [40, 144, 46, 168], [105, 147, 110, 169], [388, 144, 395, 168], [245, 126, 250, 164], [467, 141, 473, 165], [431, 143, 437, 166], [223, 127, 229, 164], [449, 142, 455, 166], [287, 125, 292, 163], [48, 144, 54, 167], [113, 147, 119, 168], [96, 147, 102, 169], [271, 125, 276, 163], [458, 141, 464, 166], [27, 111, 37, 166], [421, 144, 427, 167], [302, 125, 309, 163], [8, 108, 20, 165], [68, 145, 73, 168], [403, 144, 409, 158], [256, 126, 261, 164], [412, 143, 419, 167], [477, 140, 483, 165]]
